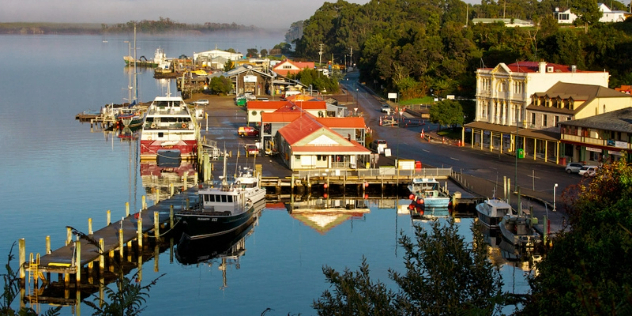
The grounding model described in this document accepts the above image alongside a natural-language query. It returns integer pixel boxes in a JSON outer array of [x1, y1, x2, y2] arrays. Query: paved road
[[342, 71, 582, 234]]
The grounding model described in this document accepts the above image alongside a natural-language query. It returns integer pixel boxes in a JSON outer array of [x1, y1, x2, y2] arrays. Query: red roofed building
[[272, 60, 315, 76], [275, 115, 371, 169]]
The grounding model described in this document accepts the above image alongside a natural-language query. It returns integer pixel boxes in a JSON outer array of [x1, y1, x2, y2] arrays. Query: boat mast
[[133, 23, 138, 103]]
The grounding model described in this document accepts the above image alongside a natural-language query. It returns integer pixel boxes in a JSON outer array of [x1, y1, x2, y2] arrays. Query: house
[[560, 108, 632, 164], [555, 4, 630, 24], [463, 61, 610, 164], [223, 65, 275, 96], [272, 60, 315, 76], [471, 18, 534, 27]]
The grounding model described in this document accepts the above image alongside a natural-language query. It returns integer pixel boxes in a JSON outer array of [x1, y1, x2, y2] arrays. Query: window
[[227, 195, 233, 203], [221, 195, 227, 203], [531, 113, 536, 125], [555, 116, 559, 126], [543, 115, 548, 127]]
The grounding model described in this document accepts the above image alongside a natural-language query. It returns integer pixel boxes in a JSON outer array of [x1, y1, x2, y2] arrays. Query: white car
[[381, 104, 391, 114], [193, 99, 209, 105], [578, 165, 598, 177]]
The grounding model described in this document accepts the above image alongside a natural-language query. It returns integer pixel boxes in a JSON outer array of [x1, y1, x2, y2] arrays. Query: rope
[[146, 218, 182, 238]]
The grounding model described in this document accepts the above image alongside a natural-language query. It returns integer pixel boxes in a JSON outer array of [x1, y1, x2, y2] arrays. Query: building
[[560, 107, 632, 164], [463, 61, 611, 164], [555, 4, 630, 24], [193, 49, 243, 69], [272, 60, 315, 77], [471, 18, 534, 27]]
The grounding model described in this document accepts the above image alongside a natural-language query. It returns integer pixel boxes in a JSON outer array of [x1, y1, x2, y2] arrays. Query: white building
[[474, 61, 609, 127], [555, 4, 629, 24], [193, 49, 243, 68]]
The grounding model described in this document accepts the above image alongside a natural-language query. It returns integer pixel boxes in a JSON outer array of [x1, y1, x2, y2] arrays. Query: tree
[[572, 0, 602, 33], [313, 220, 504, 315], [224, 60, 235, 72], [429, 99, 465, 128], [260, 49, 268, 57], [209, 76, 233, 95], [246, 48, 258, 58], [521, 158, 632, 315]]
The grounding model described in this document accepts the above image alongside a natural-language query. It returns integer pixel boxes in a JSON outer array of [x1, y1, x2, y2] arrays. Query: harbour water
[[0, 34, 531, 315]]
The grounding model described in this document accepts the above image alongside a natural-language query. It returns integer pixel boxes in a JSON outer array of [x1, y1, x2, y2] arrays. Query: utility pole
[[318, 43, 323, 77], [349, 47, 353, 67]]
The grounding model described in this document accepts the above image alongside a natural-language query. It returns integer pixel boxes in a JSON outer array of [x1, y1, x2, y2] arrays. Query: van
[[284, 90, 301, 98], [370, 139, 388, 154]]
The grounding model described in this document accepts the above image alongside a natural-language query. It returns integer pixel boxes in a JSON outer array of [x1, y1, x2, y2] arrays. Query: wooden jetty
[[19, 187, 200, 307]]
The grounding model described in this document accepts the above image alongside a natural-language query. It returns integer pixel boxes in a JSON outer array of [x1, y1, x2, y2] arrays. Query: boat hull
[[178, 201, 263, 240], [140, 140, 197, 160], [477, 210, 502, 229]]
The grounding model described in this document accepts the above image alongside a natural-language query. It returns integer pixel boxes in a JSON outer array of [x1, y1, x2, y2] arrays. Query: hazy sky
[[2, 0, 381, 30]]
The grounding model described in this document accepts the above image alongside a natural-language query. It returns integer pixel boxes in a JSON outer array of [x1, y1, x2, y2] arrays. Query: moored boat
[[407, 178, 451, 209], [140, 93, 197, 160], [476, 198, 516, 229], [115, 107, 144, 128], [176, 156, 266, 240], [499, 214, 541, 249]]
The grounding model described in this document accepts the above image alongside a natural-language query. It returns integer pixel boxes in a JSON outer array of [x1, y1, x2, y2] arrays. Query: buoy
[[323, 183, 328, 189], [409, 194, 415, 200], [364, 182, 369, 188], [364, 194, 368, 199], [408, 204, 414, 210], [323, 193, 328, 198]]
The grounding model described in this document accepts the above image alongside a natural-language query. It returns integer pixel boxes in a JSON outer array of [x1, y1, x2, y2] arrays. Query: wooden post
[[194, 171, 198, 186], [138, 253, 143, 282], [155, 186, 160, 203], [170, 205, 174, 228], [154, 211, 160, 240], [183, 173, 188, 191], [119, 228, 124, 259], [46, 236, 51, 254], [66, 227, 72, 246], [170, 183, 174, 197], [107, 210, 111, 226], [99, 238, 104, 271], [142, 195, 147, 210], [19, 238, 25, 280], [137, 216, 143, 249], [154, 244, 159, 272], [126, 202, 130, 217], [88, 218, 93, 235], [75, 239, 81, 283]]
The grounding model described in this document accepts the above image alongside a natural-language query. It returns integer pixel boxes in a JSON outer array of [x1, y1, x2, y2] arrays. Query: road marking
[[422, 149, 429, 153], [450, 157, 459, 161]]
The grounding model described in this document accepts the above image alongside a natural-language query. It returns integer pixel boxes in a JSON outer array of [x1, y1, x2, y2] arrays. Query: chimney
[[539, 61, 547, 73]]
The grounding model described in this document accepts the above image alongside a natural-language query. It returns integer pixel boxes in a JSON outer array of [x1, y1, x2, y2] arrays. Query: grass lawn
[[437, 128, 463, 140], [400, 96, 434, 105]]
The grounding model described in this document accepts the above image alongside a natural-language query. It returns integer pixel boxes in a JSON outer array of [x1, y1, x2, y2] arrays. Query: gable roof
[[247, 100, 289, 110], [261, 112, 302, 123], [527, 82, 631, 114], [272, 60, 315, 76], [560, 107, 632, 133], [484, 61, 600, 74], [277, 114, 323, 145], [316, 117, 367, 128]]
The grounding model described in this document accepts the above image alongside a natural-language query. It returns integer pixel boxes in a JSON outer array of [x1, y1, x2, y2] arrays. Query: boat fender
[[182, 123, 187, 128], [151, 123, 156, 128], [409, 194, 415, 200]]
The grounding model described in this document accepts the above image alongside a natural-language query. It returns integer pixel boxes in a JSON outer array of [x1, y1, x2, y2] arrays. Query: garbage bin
[[415, 160, 422, 170], [559, 157, 566, 165], [517, 148, 525, 159]]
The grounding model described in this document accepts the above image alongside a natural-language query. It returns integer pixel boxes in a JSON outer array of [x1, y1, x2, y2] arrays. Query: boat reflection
[[481, 225, 540, 272], [409, 205, 453, 222], [175, 200, 265, 289], [140, 160, 197, 203], [286, 197, 370, 234]]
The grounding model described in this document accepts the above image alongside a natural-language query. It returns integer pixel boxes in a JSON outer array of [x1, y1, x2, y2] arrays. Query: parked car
[[578, 165, 598, 177], [238, 126, 260, 137], [370, 139, 388, 154], [244, 144, 259, 157], [565, 162, 584, 174], [193, 99, 209, 105], [381, 104, 391, 114]]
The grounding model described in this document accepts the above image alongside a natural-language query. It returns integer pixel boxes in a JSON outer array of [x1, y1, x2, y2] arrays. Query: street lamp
[[553, 183, 558, 212]]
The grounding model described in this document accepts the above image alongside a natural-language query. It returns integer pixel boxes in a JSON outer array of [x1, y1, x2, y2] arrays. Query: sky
[[1, 0, 380, 30]]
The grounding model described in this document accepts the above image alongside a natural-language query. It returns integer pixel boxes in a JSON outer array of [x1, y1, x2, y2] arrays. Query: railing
[[296, 168, 452, 179]]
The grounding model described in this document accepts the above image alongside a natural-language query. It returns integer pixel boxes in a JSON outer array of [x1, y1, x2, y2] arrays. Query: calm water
[[0, 34, 530, 315]]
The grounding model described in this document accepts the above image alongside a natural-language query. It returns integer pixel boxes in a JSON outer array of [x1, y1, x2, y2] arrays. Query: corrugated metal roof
[[560, 107, 632, 133]]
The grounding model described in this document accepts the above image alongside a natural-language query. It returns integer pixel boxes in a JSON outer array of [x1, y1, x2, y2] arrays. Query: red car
[[238, 126, 260, 137]]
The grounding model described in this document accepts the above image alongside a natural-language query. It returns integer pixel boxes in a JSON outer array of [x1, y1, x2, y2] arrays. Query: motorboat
[[176, 155, 266, 240], [476, 198, 516, 229], [408, 178, 451, 209], [499, 214, 541, 249], [140, 93, 197, 160]]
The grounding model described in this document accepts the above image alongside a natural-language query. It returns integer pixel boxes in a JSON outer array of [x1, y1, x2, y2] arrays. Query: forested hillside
[[293, 0, 632, 99]]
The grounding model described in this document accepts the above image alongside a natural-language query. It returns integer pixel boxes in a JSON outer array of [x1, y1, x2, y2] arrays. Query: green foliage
[[572, 0, 602, 32], [246, 48, 258, 58], [429, 99, 465, 127], [85, 272, 164, 316], [295, 68, 339, 94], [260, 49, 268, 57], [209, 76, 233, 95], [223, 60, 235, 72], [101, 18, 257, 34], [522, 158, 632, 315], [313, 220, 504, 315]]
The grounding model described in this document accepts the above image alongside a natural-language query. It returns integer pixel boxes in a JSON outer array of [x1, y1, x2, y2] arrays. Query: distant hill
[[0, 19, 258, 35]]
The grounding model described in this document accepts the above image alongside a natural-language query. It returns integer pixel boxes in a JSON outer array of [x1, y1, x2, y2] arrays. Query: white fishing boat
[[176, 155, 266, 240], [476, 198, 516, 229], [140, 93, 197, 160], [499, 214, 541, 249]]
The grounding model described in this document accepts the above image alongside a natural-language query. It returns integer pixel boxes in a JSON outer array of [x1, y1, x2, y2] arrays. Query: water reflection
[[286, 197, 370, 234], [481, 225, 540, 272], [175, 200, 265, 289], [140, 160, 197, 203]]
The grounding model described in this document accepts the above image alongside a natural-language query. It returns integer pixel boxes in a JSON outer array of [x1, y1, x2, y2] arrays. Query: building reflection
[[140, 160, 197, 203], [286, 197, 370, 234]]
